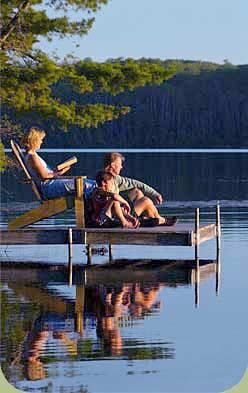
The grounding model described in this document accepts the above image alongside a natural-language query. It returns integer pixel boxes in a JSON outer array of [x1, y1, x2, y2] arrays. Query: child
[[88, 171, 139, 229]]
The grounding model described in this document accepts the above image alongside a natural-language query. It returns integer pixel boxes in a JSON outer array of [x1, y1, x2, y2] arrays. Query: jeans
[[40, 178, 96, 200]]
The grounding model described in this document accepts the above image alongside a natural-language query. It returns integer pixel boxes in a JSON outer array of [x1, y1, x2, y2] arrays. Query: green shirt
[[113, 175, 159, 202]]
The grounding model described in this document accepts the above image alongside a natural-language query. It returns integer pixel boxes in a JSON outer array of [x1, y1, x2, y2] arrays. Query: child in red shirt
[[89, 171, 139, 228]]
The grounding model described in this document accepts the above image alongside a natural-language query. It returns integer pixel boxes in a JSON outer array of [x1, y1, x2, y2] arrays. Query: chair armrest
[[58, 176, 87, 179], [74, 176, 86, 228]]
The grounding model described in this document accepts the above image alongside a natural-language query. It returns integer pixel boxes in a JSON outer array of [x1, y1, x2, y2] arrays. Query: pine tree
[[0, 1, 175, 167]]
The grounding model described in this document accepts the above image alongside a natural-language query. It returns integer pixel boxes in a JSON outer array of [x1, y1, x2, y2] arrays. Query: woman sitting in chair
[[23, 127, 95, 200]]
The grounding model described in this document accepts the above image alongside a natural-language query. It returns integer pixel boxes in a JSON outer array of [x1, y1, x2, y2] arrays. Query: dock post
[[194, 208, 200, 307], [109, 244, 113, 262], [215, 203, 221, 295], [195, 208, 200, 262], [68, 228, 73, 286], [216, 203, 221, 254], [86, 244, 92, 265], [216, 249, 221, 296]]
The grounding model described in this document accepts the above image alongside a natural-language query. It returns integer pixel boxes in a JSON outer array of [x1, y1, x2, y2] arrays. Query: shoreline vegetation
[[3, 59, 248, 151], [45, 60, 247, 149], [1, 1, 247, 174]]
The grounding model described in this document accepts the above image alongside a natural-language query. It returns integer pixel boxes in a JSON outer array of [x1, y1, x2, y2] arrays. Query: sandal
[[139, 217, 160, 227], [159, 216, 178, 226]]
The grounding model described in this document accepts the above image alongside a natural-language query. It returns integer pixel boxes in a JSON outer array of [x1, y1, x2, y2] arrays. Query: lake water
[[0, 151, 247, 392]]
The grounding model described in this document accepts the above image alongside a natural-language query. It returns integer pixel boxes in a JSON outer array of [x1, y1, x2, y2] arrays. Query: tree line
[[11, 60, 247, 148]]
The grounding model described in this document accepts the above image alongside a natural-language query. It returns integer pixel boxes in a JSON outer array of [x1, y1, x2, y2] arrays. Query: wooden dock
[[0, 222, 216, 246], [0, 206, 221, 272]]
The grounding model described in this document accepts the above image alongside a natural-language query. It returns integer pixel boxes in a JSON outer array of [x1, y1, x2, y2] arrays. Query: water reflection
[[1, 259, 217, 386]]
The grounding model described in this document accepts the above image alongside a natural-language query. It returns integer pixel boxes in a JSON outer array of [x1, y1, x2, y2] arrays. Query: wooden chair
[[8, 140, 86, 230]]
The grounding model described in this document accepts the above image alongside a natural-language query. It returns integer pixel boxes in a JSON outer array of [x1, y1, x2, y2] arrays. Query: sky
[[40, 0, 247, 64]]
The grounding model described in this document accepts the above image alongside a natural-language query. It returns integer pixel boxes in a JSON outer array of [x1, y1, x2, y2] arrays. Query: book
[[56, 156, 78, 171]]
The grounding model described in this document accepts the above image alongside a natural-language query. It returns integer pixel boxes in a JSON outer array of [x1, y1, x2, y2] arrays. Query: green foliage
[[0, 0, 175, 171], [0, 141, 7, 171]]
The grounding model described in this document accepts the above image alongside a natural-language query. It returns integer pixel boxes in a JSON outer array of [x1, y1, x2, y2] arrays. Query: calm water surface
[[0, 151, 247, 392]]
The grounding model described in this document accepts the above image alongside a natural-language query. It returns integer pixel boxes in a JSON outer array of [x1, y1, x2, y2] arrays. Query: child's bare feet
[[122, 219, 137, 229], [125, 215, 140, 228]]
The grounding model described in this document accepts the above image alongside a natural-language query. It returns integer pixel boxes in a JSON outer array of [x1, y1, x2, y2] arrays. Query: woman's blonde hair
[[23, 127, 46, 150]]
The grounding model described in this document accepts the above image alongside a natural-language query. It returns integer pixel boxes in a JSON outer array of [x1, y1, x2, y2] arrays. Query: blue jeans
[[40, 178, 96, 200]]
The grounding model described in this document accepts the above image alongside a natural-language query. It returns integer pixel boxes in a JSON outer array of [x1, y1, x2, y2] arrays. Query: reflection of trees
[[1, 289, 40, 380]]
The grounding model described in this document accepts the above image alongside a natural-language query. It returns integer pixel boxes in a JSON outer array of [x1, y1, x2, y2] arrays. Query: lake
[[0, 150, 247, 393]]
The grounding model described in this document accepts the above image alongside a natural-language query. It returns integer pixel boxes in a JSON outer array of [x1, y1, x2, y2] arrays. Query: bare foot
[[122, 220, 137, 229], [158, 216, 166, 225], [127, 216, 140, 228]]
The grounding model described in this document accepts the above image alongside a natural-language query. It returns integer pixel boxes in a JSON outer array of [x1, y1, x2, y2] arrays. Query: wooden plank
[[0, 223, 217, 246], [198, 224, 216, 244], [8, 197, 74, 230], [1, 229, 70, 245], [11, 140, 42, 201], [0, 228, 192, 246], [85, 231, 191, 246]]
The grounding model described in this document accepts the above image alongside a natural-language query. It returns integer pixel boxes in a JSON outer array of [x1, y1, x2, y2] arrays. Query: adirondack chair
[[8, 140, 86, 230]]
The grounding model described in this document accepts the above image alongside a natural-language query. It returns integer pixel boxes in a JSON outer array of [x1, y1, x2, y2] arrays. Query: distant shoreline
[[4, 148, 248, 153]]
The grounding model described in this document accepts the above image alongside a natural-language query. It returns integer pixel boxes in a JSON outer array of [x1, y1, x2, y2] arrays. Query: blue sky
[[40, 0, 247, 64]]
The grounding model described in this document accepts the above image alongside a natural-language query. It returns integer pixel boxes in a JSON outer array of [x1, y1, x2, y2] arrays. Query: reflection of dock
[[85, 258, 217, 286], [1, 259, 216, 286], [2, 258, 220, 381], [1, 256, 220, 307]]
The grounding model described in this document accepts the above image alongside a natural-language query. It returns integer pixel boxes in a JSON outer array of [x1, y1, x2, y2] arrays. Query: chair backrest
[[10, 140, 43, 201]]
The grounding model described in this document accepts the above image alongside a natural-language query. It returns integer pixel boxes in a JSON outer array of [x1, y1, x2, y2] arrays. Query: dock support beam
[[216, 203, 221, 254], [86, 244, 92, 265], [109, 244, 113, 262], [215, 203, 221, 295], [68, 228, 73, 286], [194, 208, 200, 307], [195, 208, 200, 261]]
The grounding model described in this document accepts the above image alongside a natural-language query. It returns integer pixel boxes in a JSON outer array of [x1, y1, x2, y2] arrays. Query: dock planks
[[0, 222, 216, 246]]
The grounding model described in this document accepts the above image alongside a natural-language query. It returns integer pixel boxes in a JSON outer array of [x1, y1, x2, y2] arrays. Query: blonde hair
[[23, 127, 46, 150]]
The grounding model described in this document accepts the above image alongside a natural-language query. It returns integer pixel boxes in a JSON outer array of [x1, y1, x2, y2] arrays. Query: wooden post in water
[[216, 249, 221, 296], [86, 244, 92, 265], [216, 203, 221, 253], [68, 228, 73, 286], [215, 203, 221, 295], [194, 208, 200, 307], [195, 208, 200, 262], [109, 243, 113, 262]]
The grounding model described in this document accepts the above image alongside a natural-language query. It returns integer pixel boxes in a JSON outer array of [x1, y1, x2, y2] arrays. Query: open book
[[56, 156, 78, 171]]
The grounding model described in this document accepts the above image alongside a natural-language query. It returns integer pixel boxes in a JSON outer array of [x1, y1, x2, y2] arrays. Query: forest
[[17, 59, 248, 148]]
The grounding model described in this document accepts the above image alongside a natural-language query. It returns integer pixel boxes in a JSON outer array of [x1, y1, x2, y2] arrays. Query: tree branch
[[0, 1, 31, 45]]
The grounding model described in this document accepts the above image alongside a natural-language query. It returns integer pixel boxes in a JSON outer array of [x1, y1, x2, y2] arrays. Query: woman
[[23, 127, 95, 199]]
